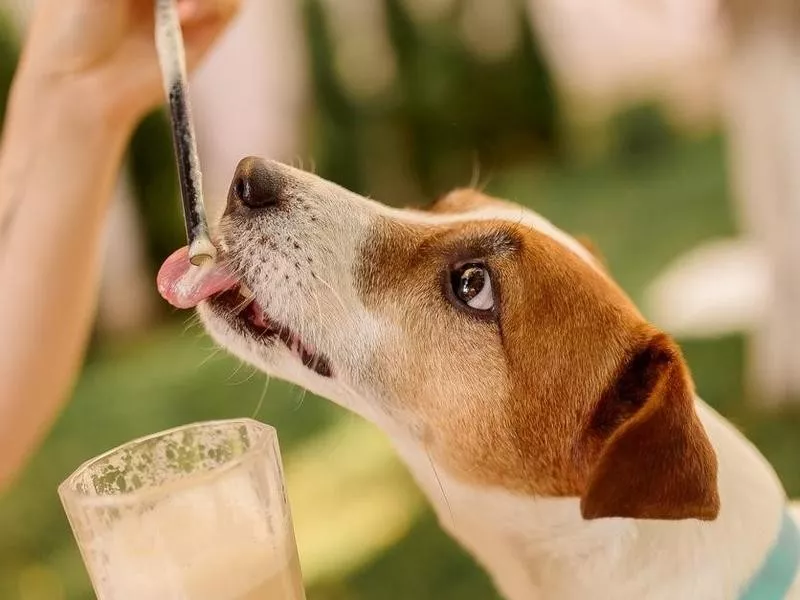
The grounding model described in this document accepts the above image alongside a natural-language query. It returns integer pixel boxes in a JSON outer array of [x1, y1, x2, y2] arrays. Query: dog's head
[[158, 157, 719, 521]]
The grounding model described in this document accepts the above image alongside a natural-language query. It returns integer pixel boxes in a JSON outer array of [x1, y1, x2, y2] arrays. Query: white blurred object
[[722, 0, 800, 405], [644, 239, 769, 338], [525, 0, 725, 130]]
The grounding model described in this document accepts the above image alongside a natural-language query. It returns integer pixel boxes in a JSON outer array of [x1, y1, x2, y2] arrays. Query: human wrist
[[0, 67, 132, 220], [7, 65, 145, 143]]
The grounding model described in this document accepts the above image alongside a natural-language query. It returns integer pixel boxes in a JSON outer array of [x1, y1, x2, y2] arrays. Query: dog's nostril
[[230, 157, 281, 210]]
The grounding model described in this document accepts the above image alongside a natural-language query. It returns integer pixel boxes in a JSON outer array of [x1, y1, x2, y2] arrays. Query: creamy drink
[[59, 420, 306, 600]]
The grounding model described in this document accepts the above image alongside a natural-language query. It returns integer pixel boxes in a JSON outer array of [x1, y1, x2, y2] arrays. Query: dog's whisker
[[469, 153, 482, 191], [227, 364, 259, 386], [427, 449, 455, 529], [251, 375, 271, 418], [294, 386, 308, 411], [226, 358, 248, 382], [197, 347, 223, 369], [312, 272, 348, 314], [183, 315, 202, 333], [308, 286, 326, 346], [182, 312, 201, 330], [476, 171, 493, 194]]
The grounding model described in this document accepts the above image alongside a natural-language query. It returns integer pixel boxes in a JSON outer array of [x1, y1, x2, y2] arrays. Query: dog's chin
[[196, 290, 333, 381], [199, 301, 380, 419]]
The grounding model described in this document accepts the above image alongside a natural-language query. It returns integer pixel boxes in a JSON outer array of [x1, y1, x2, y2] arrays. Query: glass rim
[[58, 418, 277, 508]]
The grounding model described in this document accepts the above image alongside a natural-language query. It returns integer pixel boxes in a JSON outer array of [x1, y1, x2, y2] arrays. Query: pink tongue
[[157, 247, 239, 309]]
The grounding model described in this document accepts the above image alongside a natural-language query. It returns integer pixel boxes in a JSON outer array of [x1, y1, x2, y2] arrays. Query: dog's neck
[[385, 400, 792, 600]]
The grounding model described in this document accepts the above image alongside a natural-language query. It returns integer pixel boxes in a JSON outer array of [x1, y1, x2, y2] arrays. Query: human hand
[[16, 0, 239, 129]]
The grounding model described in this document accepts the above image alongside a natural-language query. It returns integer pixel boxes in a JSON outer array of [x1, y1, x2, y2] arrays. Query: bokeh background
[[3, 0, 800, 598]]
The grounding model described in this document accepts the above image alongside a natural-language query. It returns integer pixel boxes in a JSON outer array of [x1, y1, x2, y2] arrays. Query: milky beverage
[[81, 468, 306, 600]]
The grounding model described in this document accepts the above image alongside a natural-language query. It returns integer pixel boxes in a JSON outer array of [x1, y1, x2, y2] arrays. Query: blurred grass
[[3, 135, 800, 599]]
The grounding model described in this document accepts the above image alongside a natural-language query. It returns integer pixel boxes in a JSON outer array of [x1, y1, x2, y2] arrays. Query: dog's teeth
[[240, 283, 254, 299]]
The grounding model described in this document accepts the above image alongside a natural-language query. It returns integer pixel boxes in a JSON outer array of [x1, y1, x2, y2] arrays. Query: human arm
[[0, 0, 238, 490]]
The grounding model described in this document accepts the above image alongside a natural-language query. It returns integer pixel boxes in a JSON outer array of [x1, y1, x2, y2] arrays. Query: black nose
[[228, 156, 281, 210]]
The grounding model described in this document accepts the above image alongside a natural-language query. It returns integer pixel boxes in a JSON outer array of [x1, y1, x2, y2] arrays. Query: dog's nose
[[228, 156, 281, 210]]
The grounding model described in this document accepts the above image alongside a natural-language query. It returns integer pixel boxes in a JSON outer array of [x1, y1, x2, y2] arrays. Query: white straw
[[154, 0, 216, 266]]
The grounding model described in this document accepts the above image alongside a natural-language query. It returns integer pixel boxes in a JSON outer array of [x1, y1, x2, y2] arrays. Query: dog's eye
[[451, 263, 494, 311]]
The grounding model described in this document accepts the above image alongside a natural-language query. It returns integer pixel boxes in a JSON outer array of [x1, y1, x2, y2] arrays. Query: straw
[[154, 0, 216, 266]]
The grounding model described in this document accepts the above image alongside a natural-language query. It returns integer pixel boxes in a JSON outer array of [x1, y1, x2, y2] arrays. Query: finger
[[178, 0, 239, 25], [177, 0, 201, 22], [180, 0, 239, 69], [182, 14, 230, 70]]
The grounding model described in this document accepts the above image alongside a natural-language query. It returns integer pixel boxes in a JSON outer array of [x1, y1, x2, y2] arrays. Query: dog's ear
[[580, 332, 720, 521]]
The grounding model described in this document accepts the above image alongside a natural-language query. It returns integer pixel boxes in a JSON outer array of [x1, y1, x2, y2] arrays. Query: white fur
[[200, 162, 799, 599]]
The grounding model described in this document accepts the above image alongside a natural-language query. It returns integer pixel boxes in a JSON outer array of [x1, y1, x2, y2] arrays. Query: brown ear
[[580, 332, 720, 521]]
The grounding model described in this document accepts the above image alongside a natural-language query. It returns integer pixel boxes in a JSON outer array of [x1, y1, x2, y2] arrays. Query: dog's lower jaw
[[196, 303, 393, 422], [198, 303, 326, 392]]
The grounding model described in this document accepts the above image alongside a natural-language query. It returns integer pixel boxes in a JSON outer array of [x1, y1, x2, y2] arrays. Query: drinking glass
[[58, 419, 305, 600]]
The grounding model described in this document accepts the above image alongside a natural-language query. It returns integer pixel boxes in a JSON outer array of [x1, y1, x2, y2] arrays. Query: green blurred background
[[2, 1, 800, 599]]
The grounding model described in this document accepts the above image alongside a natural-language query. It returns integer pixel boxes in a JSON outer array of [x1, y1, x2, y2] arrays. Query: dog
[[158, 157, 800, 599]]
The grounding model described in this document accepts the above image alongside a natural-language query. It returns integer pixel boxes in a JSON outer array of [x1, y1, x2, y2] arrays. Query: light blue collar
[[739, 509, 800, 599]]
